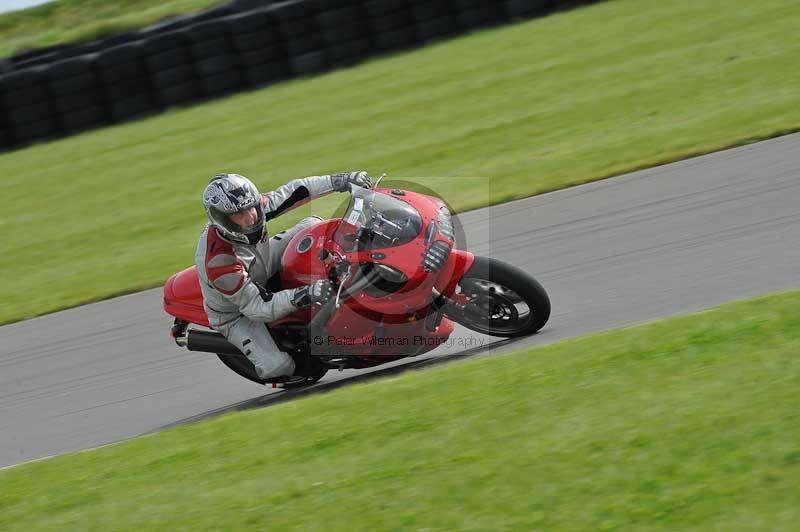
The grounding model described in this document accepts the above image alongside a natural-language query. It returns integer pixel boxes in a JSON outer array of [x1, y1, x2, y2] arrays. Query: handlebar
[[307, 263, 383, 337]]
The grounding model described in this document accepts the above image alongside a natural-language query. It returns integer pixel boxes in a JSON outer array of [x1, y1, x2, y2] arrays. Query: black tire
[[104, 77, 151, 99], [238, 44, 286, 68], [3, 84, 50, 108], [143, 30, 188, 53], [229, 0, 275, 16], [277, 16, 318, 39], [283, 33, 324, 56], [411, 0, 452, 21], [450, 256, 550, 337], [59, 105, 108, 132], [99, 60, 148, 84], [194, 54, 237, 76], [54, 89, 103, 113], [98, 42, 146, 66], [244, 60, 291, 85], [186, 20, 230, 42], [10, 117, 61, 142], [110, 93, 155, 120], [318, 4, 364, 29], [505, 0, 553, 17], [50, 72, 97, 97], [0, 129, 12, 149], [416, 16, 460, 41], [322, 22, 363, 43], [156, 81, 198, 106], [96, 33, 138, 50], [151, 64, 195, 87], [451, 0, 483, 8], [192, 37, 234, 59], [369, 10, 414, 33], [374, 26, 420, 50], [8, 101, 53, 125], [457, 4, 507, 29], [327, 38, 372, 62], [289, 50, 328, 76], [269, 0, 313, 22], [216, 353, 328, 388], [364, 0, 407, 16], [146, 47, 193, 71], [226, 8, 274, 32], [0, 66, 49, 91], [233, 29, 282, 52], [200, 70, 243, 96]]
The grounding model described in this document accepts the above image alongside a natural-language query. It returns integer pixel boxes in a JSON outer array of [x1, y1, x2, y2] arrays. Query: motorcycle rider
[[196, 171, 372, 381]]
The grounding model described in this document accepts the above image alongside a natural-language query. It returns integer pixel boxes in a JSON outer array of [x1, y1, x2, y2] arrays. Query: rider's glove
[[331, 171, 372, 192], [292, 279, 334, 308]]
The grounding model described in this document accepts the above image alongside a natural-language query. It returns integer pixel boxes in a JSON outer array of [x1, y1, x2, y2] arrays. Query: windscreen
[[332, 189, 423, 251]]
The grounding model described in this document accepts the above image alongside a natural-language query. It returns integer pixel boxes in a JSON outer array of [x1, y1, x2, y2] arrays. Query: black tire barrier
[[156, 80, 199, 106], [455, 2, 509, 30], [316, 3, 364, 29], [110, 92, 155, 120], [411, 0, 455, 21], [505, 0, 554, 17], [0, 64, 62, 147], [10, 117, 61, 143], [152, 64, 196, 87], [60, 105, 109, 133], [0, 0, 602, 152], [1, 66, 51, 107], [363, 0, 421, 51], [269, 1, 330, 74], [238, 44, 287, 68], [243, 59, 291, 86], [228, 0, 279, 12], [200, 70, 244, 96], [326, 38, 372, 64], [225, 8, 277, 35], [289, 49, 327, 76], [415, 17, 461, 42], [8, 101, 52, 125]]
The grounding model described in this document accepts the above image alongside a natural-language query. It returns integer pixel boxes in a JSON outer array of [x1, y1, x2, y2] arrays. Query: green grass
[[0, 0, 222, 57], [2, 290, 799, 530], [2, 0, 800, 325]]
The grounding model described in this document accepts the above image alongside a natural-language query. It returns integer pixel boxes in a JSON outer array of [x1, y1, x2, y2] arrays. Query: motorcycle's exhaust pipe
[[181, 329, 243, 356]]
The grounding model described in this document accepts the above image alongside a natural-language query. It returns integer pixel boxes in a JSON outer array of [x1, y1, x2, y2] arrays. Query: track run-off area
[[1, 133, 799, 468]]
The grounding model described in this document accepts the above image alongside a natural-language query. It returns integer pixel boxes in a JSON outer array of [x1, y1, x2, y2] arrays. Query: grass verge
[[0, 0, 221, 57], [2, 290, 799, 530], [1, 0, 800, 325]]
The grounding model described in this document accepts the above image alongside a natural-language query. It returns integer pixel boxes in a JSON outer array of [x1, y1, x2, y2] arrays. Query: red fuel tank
[[279, 219, 339, 288]]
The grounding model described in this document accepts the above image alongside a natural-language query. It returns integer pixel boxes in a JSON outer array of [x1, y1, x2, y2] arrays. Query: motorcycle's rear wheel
[[449, 256, 550, 337], [216, 353, 327, 388]]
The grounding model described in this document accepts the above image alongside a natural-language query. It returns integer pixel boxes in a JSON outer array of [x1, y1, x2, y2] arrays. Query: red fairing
[[163, 266, 209, 327], [435, 249, 475, 297]]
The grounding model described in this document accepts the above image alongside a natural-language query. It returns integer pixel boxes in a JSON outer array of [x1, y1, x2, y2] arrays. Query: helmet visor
[[208, 201, 265, 242]]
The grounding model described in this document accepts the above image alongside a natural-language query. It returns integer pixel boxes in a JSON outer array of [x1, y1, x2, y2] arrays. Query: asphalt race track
[[1, 134, 799, 468]]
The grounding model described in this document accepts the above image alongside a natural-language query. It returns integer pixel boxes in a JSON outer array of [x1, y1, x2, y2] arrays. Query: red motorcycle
[[163, 182, 550, 387]]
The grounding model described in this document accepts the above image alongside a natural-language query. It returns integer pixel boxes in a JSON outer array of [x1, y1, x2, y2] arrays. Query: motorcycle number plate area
[[346, 197, 364, 226]]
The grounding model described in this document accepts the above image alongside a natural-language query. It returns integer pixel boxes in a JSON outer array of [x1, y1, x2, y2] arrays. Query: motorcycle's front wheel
[[449, 256, 550, 337]]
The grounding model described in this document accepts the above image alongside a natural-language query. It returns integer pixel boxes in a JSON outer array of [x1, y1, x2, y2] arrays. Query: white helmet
[[202, 173, 266, 245]]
